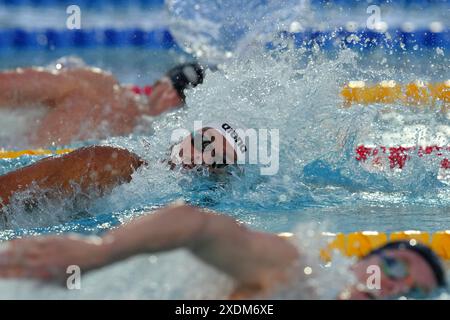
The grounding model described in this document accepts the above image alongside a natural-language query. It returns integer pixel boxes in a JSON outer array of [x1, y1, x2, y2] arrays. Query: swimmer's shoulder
[[63, 67, 118, 83]]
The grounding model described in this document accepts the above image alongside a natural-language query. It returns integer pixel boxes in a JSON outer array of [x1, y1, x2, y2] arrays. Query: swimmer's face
[[169, 127, 238, 173], [148, 77, 184, 115], [343, 249, 438, 299]]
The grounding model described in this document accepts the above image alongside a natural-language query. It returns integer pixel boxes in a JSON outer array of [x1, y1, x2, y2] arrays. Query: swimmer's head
[[345, 241, 446, 300], [168, 123, 247, 174], [165, 63, 205, 100]]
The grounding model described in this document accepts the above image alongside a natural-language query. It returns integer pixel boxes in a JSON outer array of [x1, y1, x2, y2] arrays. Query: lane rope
[[0, 28, 448, 51], [341, 80, 450, 107], [0, 148, 73, 159], [356, 145, 450, 170]]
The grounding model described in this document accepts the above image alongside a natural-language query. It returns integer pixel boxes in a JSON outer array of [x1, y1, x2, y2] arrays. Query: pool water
[[0, 0, 449, 299]]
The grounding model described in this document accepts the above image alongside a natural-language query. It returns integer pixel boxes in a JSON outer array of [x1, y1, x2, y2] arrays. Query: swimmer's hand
[[0, 235, 108, 283]]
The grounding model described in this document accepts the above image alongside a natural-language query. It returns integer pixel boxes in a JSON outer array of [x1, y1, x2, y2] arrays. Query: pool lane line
[[0, 28, 176, 50], [0, 27, 449, 50], [341, 80, 450, 107], [356, 145, 450, 170], [0, 148, 73, 159]]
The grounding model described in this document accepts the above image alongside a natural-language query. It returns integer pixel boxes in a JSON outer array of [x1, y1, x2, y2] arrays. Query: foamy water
[[0, 107, 47, 148]]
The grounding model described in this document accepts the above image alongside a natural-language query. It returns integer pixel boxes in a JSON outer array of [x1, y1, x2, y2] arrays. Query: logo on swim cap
[[221, 123, 248, 154], [206, 122, 248, 163]]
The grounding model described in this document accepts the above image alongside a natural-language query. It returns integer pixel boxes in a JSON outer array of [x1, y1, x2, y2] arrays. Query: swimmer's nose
[[379, 275, 404, 297]]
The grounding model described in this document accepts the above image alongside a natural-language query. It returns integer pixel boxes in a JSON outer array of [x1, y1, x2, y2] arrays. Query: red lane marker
[[388, 146, 411, 169], [441, 158, 450, 169], [356, 145, 450, 169]]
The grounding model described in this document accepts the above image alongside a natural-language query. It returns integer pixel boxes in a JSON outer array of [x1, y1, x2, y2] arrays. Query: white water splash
[[166, 0, 314, 64]]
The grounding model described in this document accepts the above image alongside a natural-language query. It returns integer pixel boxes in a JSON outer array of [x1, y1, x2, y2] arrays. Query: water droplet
[[289, 21, 302, 33], [430, 21, 444, 33], [148, 255, 158, 264], [304, 266, 312, 275]]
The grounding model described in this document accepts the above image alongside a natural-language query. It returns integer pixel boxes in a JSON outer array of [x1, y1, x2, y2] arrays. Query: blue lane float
[[0, 27, 448, 51], [0, 28, 176, 50], [269, 28, 450, 51]]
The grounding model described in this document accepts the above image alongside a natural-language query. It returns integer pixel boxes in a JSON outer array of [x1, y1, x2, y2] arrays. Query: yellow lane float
[[317, 230, 450, 261], [0, 149, 73, 159], [279, 230, 450, 261], [341, 80, 450, 107]]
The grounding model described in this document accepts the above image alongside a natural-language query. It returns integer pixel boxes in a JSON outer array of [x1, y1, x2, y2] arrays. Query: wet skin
[[0, 146, 144, 209], [0, 68, 183, 146]]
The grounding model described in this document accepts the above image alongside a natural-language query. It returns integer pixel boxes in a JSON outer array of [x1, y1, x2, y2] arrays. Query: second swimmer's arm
[[0, 204, 298, 288], [102, 204, 299, 286]]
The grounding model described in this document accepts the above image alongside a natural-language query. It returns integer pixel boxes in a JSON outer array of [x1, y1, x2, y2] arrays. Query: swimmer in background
[[0, 202, 445, 300], [0, 123, 246, 210], [0, 58, 205, 147]]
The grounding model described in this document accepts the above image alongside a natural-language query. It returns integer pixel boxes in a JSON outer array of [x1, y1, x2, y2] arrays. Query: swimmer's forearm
[[101, 204, 209, 263], [0, 146, 143, 208]]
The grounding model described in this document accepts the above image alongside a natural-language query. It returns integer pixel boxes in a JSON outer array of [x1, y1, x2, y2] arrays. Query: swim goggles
[[380, 254, 429, 298]]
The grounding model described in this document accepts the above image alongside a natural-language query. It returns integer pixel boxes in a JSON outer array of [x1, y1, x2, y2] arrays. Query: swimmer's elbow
[[188, 209, 249, 252], [153, 203, 214, 249], [168, 204, 211, 241]]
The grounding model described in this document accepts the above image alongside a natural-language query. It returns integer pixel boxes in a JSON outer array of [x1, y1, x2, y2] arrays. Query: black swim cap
[[166, 63, 205, 100], [365, 240, 447, 288]]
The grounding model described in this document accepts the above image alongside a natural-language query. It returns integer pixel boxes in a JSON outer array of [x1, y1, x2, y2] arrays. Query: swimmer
[[0, 60, 204, 146], [0, 203, 445, 299], [0, 123, 246, 210]]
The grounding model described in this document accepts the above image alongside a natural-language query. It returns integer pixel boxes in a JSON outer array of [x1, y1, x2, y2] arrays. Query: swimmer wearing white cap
[[0, 123, 246, 211], [168, 122, 247, 173], [0, 60, 204, 147]]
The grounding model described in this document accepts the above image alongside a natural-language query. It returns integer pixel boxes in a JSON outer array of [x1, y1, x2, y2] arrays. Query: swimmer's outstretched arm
[[0, 204, 299, 291], [0, 68, 77, 107], [104, 204, 299, 286], [0, 146, 144, 208]]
